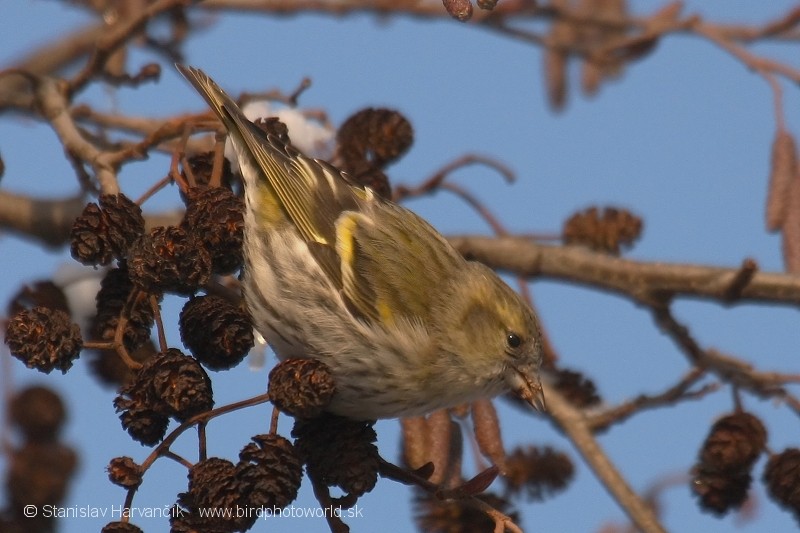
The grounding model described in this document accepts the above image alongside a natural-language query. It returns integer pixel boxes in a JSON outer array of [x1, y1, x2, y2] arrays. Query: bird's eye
[[506, 333, 521, 349]]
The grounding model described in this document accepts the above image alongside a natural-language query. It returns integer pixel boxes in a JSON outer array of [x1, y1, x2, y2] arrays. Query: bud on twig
[[443, 0, 473, 21]]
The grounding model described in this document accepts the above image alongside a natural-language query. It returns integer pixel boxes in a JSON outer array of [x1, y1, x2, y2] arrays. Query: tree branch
[[0, 190, 182, 248], [448, 236, 800, 307], [0, 191, 87, 248], [542, 382, 666, 533], [652, 305, 800, 416]]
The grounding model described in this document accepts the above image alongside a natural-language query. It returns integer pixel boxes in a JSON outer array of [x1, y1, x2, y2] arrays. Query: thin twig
[[269, 406, 280, 435], [542, 382, 667, 533], [113, 293, 145, 370], [138, 393, 272, 472], [162, 449, 194, 469], [309, 475, 350, 533], [438, 181, 508, 236], [197, 422, 207, 462], [652, 305, 800, 417], [68, 0, 192, 93], [693, 20, 800, 84], [587, 368, 719, 431], [378, 458, 523, 533], [151, 294, 168, 353], [393, 153, 515, 202], [135, 174, 174, 206]]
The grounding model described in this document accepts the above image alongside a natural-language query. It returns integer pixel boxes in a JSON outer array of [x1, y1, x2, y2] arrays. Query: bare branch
[[0, 190, 181, 248], [448, 235, 800, 307], [0, 190, 87, 248], [0, 23, 107, 111], [35, 76, 120, 193], [543, 381, 667, 533]]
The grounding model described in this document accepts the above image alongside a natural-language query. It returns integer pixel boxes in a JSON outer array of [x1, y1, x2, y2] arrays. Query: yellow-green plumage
[[178, 65, 545, 419]]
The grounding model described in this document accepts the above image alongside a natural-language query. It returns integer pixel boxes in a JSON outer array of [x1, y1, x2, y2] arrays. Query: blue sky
[[2, 1, 800, 531]]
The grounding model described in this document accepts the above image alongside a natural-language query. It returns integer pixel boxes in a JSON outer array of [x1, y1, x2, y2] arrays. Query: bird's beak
[[506, 363, 546, 412]]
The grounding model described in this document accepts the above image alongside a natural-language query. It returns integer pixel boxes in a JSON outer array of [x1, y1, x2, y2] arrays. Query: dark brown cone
[[5, 307, 82, 374], [100, 193, 145, 255], [92, 265, 157, 353], [173, 458, 254, 532], [552, 367, 601, 408], [563, 206, 643, 254], [237, 434, 303, 509], [337, 107, 413, 170], [70, 202, 114, 266], [114, 349, 214, 444], [70, 194, 144, 266], [255, 117, 291, 145], [114, 400, 170, 447], [699, 412, 767, 474], [341, 158, 391, 200], [7, 280, 69, 317], [292, 414, 378, 497], [503, 446, 575, 501], [690, 412, 766, 515], [268, 359, 336, 419], [691, 467, 751, 516], [763, 448, 800, 519], [179, 295, 253, 371], [415, 490, 518, 533], [9, 386, 66, 442], [128, 226, 212, 296], [107, 456, 143, 489], [180, 151, 235, 192], [102, 522, 144, 533], [181, 187, 244, 275], [146, 349, 214, 421], [6, 442, 78, 511]]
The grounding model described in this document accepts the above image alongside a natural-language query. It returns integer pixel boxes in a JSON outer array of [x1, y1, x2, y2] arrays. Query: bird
[[177, 64, 545, 420]]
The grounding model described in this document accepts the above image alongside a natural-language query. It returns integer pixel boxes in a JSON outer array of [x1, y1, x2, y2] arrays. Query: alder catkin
[[781, 174, 800, 273], [472, 399, 506, 471], [766, 129, 798, 232]]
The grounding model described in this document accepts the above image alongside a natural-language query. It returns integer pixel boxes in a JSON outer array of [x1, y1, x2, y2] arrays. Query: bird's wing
[[177, 64, 363, 289], [244, 131, 364, 246], [177, 65, 360, 243], [178, 64, 465, 325], [335, 202, 464, 326]]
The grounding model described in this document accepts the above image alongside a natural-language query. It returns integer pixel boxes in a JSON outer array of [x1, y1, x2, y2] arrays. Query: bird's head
[[432, 261, 546, 411]]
